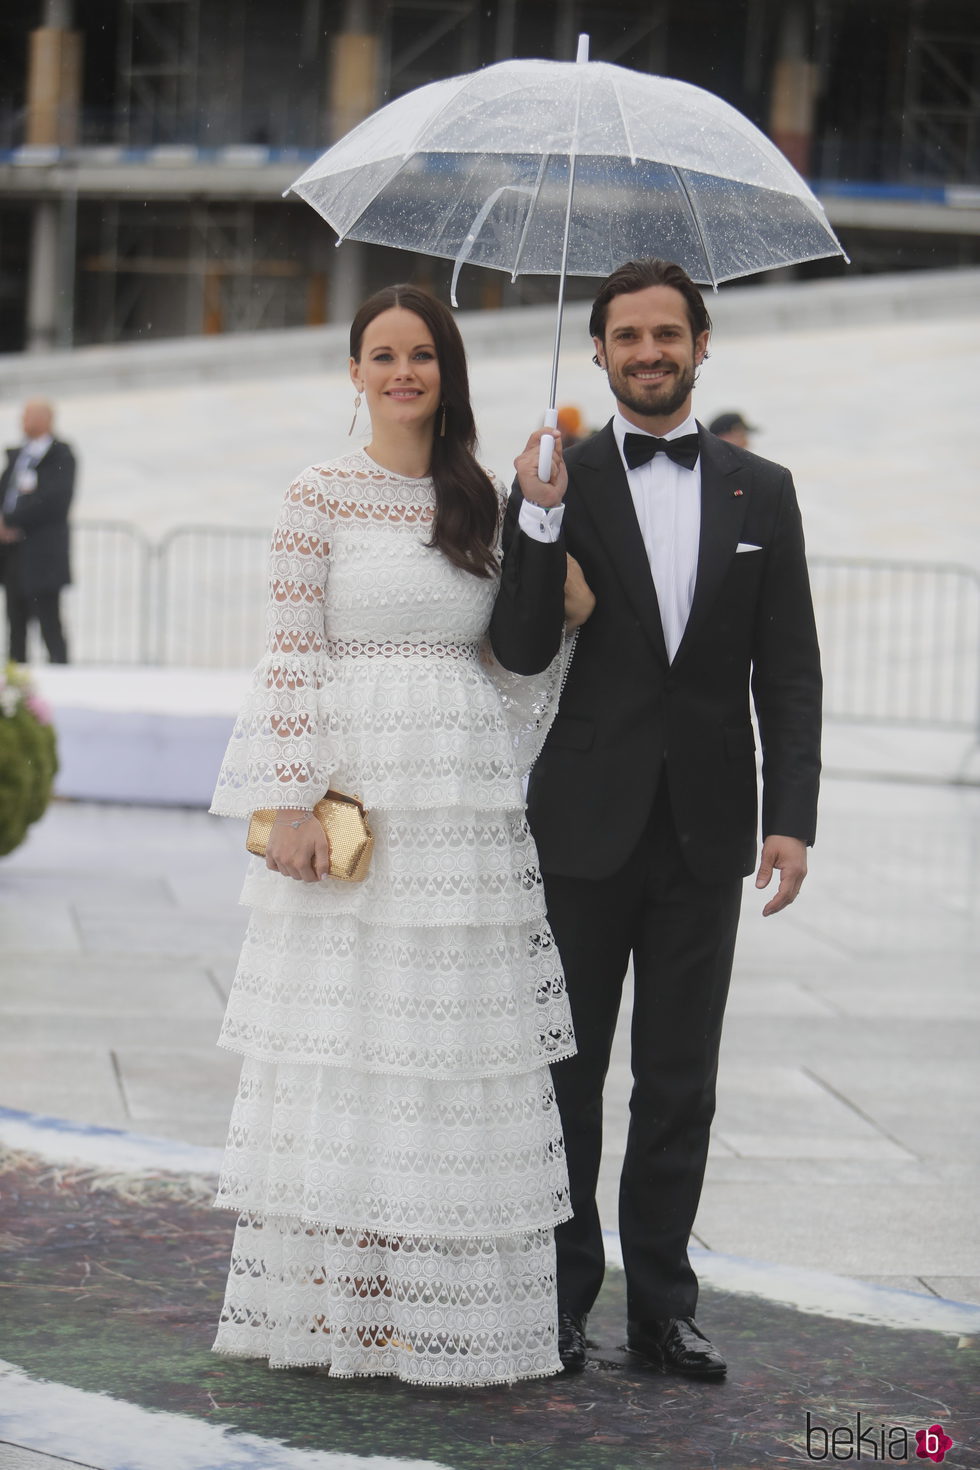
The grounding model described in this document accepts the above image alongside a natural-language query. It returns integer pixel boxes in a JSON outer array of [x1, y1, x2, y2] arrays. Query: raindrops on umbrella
[[288, 36, 846, 479]]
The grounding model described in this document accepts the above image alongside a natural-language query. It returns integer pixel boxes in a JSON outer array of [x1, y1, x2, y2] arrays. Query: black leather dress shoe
[[626, 1317, 727, 1379], [557, 1312, 588, 1373]]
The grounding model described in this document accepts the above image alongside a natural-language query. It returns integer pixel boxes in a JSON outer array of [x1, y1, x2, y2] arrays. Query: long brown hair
[[349, 284, 498, 579]]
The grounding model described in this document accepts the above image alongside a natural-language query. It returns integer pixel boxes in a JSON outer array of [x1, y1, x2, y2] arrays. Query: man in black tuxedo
[[0, 399, 76, 664], [490, 259, 821, 1379]]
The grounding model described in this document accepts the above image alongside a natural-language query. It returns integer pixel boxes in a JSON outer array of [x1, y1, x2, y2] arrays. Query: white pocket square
[[735, 542, 762, 553]]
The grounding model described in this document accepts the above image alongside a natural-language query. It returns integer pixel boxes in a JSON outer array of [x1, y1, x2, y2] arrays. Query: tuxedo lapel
[[673, 427, 749, 664], [570, 423, 669, 665], [31, 440, 57, 469], [0, 449, 16, 503]]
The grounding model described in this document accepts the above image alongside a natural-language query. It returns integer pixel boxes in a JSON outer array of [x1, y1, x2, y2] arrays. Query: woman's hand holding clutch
[[265, 810, 332, 882]]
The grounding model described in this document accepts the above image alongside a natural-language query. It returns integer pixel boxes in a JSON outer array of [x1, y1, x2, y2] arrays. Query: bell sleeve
[[211, 470, 337, 817]]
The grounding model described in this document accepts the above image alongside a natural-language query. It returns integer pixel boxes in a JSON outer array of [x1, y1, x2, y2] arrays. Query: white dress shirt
[[517, 411, 702, 663], [518, 496, 565, 543], [3, 434, 52, 515], [612, 408, 701, 662]]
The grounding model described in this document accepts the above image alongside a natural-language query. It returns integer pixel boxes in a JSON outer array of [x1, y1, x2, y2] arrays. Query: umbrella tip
[[576, 33, 590, 63]]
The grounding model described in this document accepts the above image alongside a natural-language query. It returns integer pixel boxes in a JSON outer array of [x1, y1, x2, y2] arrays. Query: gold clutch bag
[[246, 789, 374, 882]]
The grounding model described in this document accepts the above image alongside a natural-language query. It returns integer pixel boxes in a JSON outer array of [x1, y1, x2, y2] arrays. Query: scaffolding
[[118, 0, 201, 144], [381, 0, 479, 98], [4, 0, 980, 353], [901, 22, 980, 180], [77, 199, 320, 344]]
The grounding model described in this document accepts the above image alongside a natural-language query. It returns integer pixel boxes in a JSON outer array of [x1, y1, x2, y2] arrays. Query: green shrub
[[0, 665, 58, 857]]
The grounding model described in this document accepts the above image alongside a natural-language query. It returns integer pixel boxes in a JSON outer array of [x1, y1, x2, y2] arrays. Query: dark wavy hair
[[349, 284, 498, 579], [589, 258, 712, 363]]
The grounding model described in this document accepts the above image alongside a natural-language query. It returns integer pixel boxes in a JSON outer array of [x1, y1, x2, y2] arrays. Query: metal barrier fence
[[54, 523, 980, 736], [808, 556, 980, 732], [68, 520, 150, 665], [62, 519, 270, 671], [153, 525, 268, 668]]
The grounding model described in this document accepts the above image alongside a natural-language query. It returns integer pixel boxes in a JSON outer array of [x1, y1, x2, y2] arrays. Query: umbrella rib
[[509, 152, 551, 282], [610, 77, 637, 165], [547, 63, 586, 410], [330, 155, 419, 244], [403, 73, 481, 158], [668, 164, 719, 290]]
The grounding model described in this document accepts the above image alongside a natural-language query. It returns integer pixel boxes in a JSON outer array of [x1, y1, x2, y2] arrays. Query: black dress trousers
[[544, 780, 743, 1323], [4, 548, 68, 664]]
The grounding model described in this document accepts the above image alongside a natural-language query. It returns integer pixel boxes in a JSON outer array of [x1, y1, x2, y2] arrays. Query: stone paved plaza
[[2, 767, 978, 1308]]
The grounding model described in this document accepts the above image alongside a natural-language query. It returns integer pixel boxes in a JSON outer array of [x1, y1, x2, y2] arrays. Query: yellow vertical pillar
[[770, 57, 817, 175], [26, 26, 83, 146], [25, 24, 83, 351], [768, 1, 816, 177], [326, 27, 380, 323], [329, 31, 379, 145]]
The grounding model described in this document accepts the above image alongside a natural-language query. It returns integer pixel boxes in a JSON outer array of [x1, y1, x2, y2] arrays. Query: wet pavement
[[2, 768, 978, 1308], [2, 769, 979, 1470]]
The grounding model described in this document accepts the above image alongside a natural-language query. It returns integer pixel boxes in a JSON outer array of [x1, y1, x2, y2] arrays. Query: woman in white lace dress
[[209, 285, 580, 1388]]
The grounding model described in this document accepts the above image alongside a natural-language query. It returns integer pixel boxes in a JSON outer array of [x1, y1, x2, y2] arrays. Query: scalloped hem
[[210, 1341, 563, 1388], [215, 1035, 577, 1078], [209, 1202, 575, 1238]]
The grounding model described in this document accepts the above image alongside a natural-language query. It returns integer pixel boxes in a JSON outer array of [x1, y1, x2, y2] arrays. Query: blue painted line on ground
[[3, 1104, 977, 1335], [0, 1361, 453, 1470], [0, 1104, 225, 1176]]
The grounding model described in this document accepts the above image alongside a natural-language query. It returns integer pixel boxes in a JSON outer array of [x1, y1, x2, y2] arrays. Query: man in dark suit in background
[[490, 259, 822, 1380], [0, 399, 76, 664]]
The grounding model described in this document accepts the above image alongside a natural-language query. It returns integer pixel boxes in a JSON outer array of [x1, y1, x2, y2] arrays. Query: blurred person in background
[[0, 399, 76, 664], [556, 403, 590, 449], [708, 410, 757, 450]]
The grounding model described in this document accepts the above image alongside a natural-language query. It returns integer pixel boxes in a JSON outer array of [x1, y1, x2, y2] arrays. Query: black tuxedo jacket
[[489, 421, 822, 884], [0, 438, 76, 594]]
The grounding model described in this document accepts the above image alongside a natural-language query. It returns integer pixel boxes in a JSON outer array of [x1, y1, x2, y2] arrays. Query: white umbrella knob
[[537, 407, 559, 484]]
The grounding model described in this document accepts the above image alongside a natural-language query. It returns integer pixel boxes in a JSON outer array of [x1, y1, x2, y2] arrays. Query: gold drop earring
[[349, 389, 362, 436]]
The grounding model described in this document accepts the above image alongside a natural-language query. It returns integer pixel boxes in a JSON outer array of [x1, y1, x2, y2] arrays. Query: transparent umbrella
[[288, 36, 846, 475]]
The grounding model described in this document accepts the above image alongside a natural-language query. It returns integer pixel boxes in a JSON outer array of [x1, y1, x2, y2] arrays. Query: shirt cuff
[[518, 499, 565, 544]]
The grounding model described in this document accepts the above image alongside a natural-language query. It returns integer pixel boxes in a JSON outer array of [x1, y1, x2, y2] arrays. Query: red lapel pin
[[733, 488, 743, 497]]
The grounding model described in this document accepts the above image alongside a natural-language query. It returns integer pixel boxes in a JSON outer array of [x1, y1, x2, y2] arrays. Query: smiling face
[[593, 284, 709, 431], [349, 307, 441, 434]]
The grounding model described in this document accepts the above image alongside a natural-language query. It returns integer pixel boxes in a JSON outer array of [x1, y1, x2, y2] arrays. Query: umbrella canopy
[[287, 56, 845, 293]]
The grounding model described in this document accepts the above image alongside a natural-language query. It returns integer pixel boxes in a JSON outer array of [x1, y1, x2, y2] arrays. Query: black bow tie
[[623, 431, 700, 471]]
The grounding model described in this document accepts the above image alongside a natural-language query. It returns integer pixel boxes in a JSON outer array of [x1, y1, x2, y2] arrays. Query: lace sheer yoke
[[212, 450, 569, 816]]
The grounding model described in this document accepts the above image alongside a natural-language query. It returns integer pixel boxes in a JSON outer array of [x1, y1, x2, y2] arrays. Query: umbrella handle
[[537, 407, 559, 483]]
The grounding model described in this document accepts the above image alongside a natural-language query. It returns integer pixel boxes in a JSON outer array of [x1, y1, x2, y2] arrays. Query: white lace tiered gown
[[209, 450, 576, 1387]]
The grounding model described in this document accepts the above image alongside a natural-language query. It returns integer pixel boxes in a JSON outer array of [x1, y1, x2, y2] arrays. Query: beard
[[608, 359, 695, 420]]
